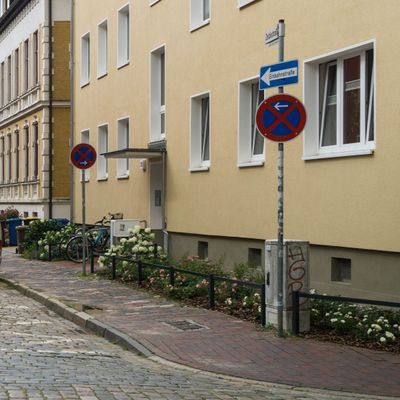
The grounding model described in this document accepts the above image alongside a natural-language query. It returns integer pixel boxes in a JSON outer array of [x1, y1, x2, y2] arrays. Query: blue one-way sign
[[259, 59, 298, 90]]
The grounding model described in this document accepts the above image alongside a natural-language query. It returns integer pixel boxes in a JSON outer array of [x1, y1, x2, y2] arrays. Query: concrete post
[[265, 240, 310, 332]]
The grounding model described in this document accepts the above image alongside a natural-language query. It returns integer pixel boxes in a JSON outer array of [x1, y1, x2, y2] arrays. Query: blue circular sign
[[256, 94, 306, 142], [70, 143, 97, 169]]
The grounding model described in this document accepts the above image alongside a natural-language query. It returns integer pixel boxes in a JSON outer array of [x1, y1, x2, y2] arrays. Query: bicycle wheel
[[65, 235, 89, 263]]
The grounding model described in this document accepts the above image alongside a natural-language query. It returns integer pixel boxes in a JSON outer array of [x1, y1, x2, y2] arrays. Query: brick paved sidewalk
[[1, 249, 399, 398]]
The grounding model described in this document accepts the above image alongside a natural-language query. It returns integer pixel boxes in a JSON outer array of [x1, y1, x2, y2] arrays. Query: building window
[[23, 126, 29, 180], [238, 78, 264, 166], [81, 33, 90, 86], [14, 48, 19, 98], [0, 62, 4, 106], [32, 211, 38, 217], [331, 257, 351, 282], [0, 136, 4, 183], [117, 4, 130, 68], [97, 20, 108, 78], [14, 129, 19, 182], [248, 248, 262, 267], [23, 211, 29, 218], [117, 118, 129, 178], [303, 42, 375, 159], [198, 241, 208, 259], [24, 39, 29, 92], [190, 92, 210, 170], [97, 124, 108, 180], [190, 0, 210, 31], [32, 123, 38, 180], [7, 55, 11, 103], [6, 133, 11, 182], [32, 31, 38, 85], [81, 130, 90, 181], [150, 46, 165, 143]]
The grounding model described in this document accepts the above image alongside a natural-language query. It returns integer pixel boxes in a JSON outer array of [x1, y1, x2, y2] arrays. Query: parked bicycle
[[65, 213, 122, 263]]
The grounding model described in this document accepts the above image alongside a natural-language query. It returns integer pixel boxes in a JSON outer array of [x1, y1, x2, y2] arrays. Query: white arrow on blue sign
[[259, 59, 298, 90]]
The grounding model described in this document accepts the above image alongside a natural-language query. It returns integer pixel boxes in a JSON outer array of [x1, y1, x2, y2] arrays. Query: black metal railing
[[91, 251, 266, 326], [292, 291, 400, 335]]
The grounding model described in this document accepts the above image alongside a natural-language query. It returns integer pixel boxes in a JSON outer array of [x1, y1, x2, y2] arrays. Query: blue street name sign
[[259, 59, 298, 90]]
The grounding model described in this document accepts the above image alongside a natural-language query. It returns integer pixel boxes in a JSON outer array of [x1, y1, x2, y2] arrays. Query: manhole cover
[[163, 320, 207, 331]]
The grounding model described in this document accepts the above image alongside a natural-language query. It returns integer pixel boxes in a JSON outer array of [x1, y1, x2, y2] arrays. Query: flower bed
[[302, 294, 400, 352]]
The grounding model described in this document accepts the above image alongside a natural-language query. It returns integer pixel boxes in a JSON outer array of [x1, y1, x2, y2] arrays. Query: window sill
[[97, 176, 108, 182], [117, 174, 129, 180], [80, 81, 90, 89], [117, 60, 130, 70], [149, 0, 161, 5], [303, 148, 374, 161], [237, 160, 264, 168], [189, 166, 209, 173], [97, 72, 108, 80], [238, 0, 257, 8], [190, 19, 210, 33]]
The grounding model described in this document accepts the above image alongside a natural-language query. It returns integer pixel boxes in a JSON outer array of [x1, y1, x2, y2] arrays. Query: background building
[[0, 0, 71, 219], [72, 0, 400, 301]]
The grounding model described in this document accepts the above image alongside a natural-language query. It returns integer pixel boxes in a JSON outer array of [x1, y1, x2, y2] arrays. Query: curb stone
[[0, 276, 153, 358], [0, 276, 397, 400]]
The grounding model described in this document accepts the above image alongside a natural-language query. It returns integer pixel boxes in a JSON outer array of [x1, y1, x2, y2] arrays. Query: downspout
[[48, 0, 53, 218], [69, 0, 75, 222]]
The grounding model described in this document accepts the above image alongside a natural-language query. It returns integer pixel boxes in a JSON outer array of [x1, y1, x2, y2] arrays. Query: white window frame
[[117, 4, 130, 68], [303, 40, 376, 160], [23, 39, 29, 92], [150, 44, 166, 143], [97, 123, 108, 180], [80, 32, 90, 87], [97, 19, 108, 79], [149, 0, 161, 5], [237, 75, 265, 168], [80, 129, 90, 181], [190, 91, 210, 171], [190, 0, 210, 32], [117, 117, 129, 178], [237, 0, 257, 8]]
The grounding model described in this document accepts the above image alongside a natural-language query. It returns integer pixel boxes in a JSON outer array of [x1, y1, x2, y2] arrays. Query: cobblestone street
[[0, 282, 389, 400]]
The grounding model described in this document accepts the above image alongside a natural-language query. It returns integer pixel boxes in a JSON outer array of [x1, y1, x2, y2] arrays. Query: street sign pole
[[70, 143, 97, 277], [277, 19, 285, 338], [82, 169, 86, 276]]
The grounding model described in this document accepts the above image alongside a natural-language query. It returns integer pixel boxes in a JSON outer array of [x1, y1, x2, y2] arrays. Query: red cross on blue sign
[[70, 143, 97, 169], [256, 94, 307, 142]]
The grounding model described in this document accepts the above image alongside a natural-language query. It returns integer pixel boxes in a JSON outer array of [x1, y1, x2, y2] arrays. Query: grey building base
[[167, 231, 400, 302]]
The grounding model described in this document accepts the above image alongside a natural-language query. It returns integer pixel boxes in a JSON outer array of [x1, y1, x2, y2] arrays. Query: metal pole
[[277, 19, 285, 338], [82, 169, 86, 276]]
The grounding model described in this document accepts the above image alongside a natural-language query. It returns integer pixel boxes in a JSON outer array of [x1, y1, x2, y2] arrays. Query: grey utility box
[[265, 240, 310, 332]]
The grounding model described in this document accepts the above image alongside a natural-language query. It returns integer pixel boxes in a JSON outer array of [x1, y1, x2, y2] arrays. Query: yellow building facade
[[73, 0, 400, 301], [0, 0, 71, 219]]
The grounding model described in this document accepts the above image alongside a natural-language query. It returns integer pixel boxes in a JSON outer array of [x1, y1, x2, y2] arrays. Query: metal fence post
[[169, 266, 175, 287], [292, 290, 300, 335], [90, 248, 94, 274], [261, 285, 266, 326], [48, 244, 52, 261], [208, 274, 215, 309], [111, 256, 116, 280], [138, 261, 143, 286]]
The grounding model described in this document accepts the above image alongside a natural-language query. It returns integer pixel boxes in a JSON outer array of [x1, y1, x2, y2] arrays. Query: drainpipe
[[69, 0, 75, 223], [48, 0, 53, 218]]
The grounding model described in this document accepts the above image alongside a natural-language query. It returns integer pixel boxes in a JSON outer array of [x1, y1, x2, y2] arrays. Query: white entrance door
[[149, 161, 163, 229]]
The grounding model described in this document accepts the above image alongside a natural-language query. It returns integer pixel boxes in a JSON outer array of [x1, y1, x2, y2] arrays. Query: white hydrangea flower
[[225, 298, 232, 306], [330, 318, 338, 323], [367, 328, 372, 335], [150, 233, 155, 239], [380, 337, 387, 343], [157, 246, 163, 252], [120, 238, 127, 244], [149, 246, 154, 253], [385, 331, 395, 340], [145, 227, 151, 234], [132, 246, 139, 253]]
